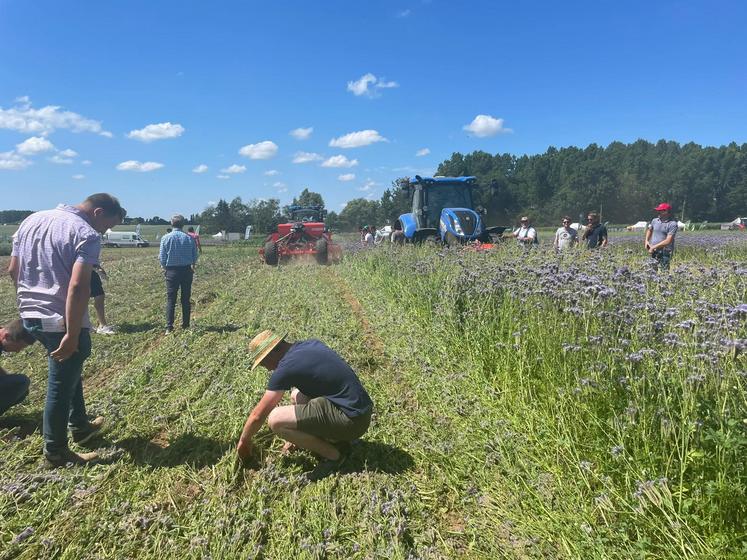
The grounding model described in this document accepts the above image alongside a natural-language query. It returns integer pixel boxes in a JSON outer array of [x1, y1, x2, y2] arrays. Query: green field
[[1, 238, 746, 559]]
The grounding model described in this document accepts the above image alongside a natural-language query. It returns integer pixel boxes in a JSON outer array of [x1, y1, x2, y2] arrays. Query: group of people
[[2, 193, 373, 476], [510, 202, 678, 270]]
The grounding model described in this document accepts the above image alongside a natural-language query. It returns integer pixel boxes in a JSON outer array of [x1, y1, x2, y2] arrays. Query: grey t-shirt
[[554, 227, 577, 250], [648, 218, 678, 251]]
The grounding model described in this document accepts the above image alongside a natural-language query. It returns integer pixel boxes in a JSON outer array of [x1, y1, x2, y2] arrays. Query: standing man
[[645, 203, 678, 271], [90, 264, 115, 334], [8, 194, 125, 466], [582, 212, 608, 249], [508, 216, 538, 247], [187, 226, 202, 254], [238, 330, 374, 480], [553, 216, 578, 252], [159, 214, 198, 333], [0, 319, 36, 416]]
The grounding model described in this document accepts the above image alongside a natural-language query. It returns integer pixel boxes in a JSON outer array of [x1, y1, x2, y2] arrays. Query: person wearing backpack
[[509, 216, 538, 248]]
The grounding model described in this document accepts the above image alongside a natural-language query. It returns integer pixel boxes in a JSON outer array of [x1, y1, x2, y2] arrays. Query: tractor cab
[[395, 176, 505, 244], [278, 205, 327, 238]]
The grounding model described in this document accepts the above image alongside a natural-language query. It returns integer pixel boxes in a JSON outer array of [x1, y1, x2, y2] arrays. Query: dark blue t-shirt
[[585, 224, 608, 248], [267, 340, 373, 417]]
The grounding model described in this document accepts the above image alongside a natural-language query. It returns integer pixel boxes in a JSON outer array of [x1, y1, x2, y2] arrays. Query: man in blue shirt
[[237, 330, 373, 479], [159, 214, 198, 333]]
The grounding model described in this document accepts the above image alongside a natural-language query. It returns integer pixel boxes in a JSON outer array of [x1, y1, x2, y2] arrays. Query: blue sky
[[1, 0, 745, 217]]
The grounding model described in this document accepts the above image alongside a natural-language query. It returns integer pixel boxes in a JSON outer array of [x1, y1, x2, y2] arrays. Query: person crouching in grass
[[237, 330, 373, 479]]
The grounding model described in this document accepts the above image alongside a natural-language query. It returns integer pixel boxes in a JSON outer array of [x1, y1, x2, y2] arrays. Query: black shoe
[[71, 416, 106, 445]]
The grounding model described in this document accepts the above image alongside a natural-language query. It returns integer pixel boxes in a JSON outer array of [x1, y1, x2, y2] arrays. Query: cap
[[654, 203, 672, 212], [248, 330, 286, 370]]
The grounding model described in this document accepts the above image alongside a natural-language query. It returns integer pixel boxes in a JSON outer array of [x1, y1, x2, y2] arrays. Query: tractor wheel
[[264, 241, 279, 265], [315, 238, 328, 265]]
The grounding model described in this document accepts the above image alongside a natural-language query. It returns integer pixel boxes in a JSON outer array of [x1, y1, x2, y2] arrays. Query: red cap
[[654, 203, 672, 212]]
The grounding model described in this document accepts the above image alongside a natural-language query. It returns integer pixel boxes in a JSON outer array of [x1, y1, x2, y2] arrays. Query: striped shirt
[[159, 229, 198, 267], [12, 204, 101, 331]]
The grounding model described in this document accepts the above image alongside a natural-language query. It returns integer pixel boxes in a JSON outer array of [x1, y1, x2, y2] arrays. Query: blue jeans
[[23, 320, 91, 455], [0, 373, 30, 415]]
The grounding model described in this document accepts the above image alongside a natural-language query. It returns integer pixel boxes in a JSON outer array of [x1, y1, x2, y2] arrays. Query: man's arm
[[601, 228, 608, 247], [237, 390, 285, 460], [7, 256, 19, 287], [159, 238, 167, 268], [650, 234, 674, 252], [51, 261, 92, 362], [644, 226, 652, 249]]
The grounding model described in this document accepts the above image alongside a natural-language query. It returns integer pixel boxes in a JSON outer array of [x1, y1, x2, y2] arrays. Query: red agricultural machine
[[259, 205, 342, 265]]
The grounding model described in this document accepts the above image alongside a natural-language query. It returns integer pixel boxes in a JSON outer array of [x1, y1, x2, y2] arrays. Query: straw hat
[[248, 330, 286, 370]]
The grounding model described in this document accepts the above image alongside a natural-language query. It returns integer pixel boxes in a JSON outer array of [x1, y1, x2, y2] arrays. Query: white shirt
[[554, 226, 577, 250]]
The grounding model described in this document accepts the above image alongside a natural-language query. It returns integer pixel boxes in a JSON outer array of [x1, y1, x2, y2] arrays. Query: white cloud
[[49, 154, 74, 165], [359, 179, 377, 191], [16, 136, 55, 155], [463, 114, 512, 137], [221, 164, 246, 174], [293, 151, 323, 164], [416, 148, 430, 157], [264, 169, 280, 176], [0, 97, 111, 137], [346, 73, 400, 97], [193, 164, 208, 173], [338, 173, 356, 181], [321, 155, 358, 168], [116, 160, 164, 172], [72, 174, 85, 180], [217, 174, 230, 180], [273, 181, 288, 193], [82, 160, 92, 166], [127, 122, 185, 142], [0, 151, 31, 170], [396, 9, 411, 18], [289, 127, 313, 140], [329, 129, 388, 149], [239, 140, 278, 160], [59, 148, 77, 158]]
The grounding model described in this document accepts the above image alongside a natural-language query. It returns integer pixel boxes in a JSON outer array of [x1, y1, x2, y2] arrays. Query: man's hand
[[50, 333, 78, 362], [98, 268, 108, 281], [237, 439, 253, 464]]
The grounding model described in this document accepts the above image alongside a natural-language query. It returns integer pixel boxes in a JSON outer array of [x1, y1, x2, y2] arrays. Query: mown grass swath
[[0, 235, 745, 559]]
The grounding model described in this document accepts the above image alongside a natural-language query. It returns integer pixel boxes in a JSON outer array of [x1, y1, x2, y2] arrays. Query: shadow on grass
[[118, 433, 232, 469], [341, 440, 415, 475], [199, 324, 243, 333], [117, 321, 160, 334], [0, 409, 42, 440]]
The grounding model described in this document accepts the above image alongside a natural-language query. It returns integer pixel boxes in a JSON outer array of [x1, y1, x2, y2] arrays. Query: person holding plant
[[238, 330, 373, 479]]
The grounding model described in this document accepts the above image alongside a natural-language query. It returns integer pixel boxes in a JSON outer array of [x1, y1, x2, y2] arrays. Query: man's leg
[[0, 374, 31, 415], [93, 295, 107, 327], [67, 330, 92, 433], [40, 332, 87, 455], [267, 406, 340, 460], [165, 269, 179, 330], [180, 268, 193, 328]]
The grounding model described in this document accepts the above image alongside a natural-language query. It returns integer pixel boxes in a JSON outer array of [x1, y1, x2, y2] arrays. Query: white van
[[104, 231, 150, 248]]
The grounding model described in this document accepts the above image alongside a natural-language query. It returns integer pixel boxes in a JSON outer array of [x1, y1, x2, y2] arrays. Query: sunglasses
[[562, 220, 570, 224]]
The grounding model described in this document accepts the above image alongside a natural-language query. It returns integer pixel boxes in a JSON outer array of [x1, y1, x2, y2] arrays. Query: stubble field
[[0, 234, 745, 559]]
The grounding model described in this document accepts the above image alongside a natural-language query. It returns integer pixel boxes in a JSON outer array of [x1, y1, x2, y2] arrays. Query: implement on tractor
[[393, 176, 507, 245], [259, 205, 342, 265]]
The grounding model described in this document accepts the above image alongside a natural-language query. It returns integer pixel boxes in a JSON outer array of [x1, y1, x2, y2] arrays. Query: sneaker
[[45, 449, 99, 468], [96, 325, 116, 335], [308, 456, 344, 482], [165, 327, 174, 335], [72, 416, 106, 445]]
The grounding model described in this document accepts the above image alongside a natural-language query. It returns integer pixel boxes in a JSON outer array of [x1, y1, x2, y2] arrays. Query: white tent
[[627, 221, 648, 231], [212, 231, 224, 239]]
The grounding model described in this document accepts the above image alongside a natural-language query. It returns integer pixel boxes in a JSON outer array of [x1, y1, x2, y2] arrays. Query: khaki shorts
[[295, 397, 371, 442]]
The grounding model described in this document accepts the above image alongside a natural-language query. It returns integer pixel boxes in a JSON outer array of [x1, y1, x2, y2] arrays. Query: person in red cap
[[645, 203, 678, 271]]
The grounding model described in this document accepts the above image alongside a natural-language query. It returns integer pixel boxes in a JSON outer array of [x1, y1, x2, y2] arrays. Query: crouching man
[[238, 330, 373, 477], [0, 319, 36, 415]]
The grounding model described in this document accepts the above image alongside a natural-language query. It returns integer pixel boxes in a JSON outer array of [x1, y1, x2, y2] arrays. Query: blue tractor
[[393, 175, 506, 245]]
